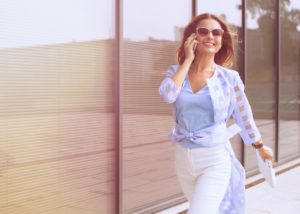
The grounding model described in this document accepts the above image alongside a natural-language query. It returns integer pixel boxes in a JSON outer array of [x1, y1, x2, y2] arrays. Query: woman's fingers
[[265, 147, 274, 160], [184, 33, 198, 60], [265, 152, 273, 160], [259, 148, 273, 160], [185, 34, 197, 50], [192, 39, 199, 51], [186, 33, 197, 44]]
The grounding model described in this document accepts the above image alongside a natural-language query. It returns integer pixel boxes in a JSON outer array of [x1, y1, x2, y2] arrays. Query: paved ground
[[246, 165, 300, 214]]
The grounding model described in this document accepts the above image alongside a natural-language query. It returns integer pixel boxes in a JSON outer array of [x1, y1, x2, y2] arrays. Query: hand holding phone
[[184, 33, 198, 62]]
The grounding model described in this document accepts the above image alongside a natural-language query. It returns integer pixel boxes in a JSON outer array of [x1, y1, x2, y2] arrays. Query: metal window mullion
[[275, 0, 280, 163], [241, 0, 246, 166], [192, 0, 196, 17], [115, 0, 123, 213]]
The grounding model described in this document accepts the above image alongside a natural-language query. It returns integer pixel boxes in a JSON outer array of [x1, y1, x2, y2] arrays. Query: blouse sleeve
[[158, 65, 182, 104], [232, 72, 262, 144]]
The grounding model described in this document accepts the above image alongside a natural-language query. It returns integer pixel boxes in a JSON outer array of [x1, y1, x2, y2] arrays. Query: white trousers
[[174, 143, 231, 214]]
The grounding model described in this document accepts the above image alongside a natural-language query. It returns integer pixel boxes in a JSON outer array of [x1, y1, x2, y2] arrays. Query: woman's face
[[194, 18, 223, 55]]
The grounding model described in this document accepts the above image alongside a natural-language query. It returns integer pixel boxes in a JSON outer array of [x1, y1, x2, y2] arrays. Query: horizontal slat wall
[[0, 39, 116, 213], [121, 0, 191, 212], [122, 40, 183, 213], [0, 41, 114, 116]]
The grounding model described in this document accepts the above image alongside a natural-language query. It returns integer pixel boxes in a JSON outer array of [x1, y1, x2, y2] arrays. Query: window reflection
[[279, 0, 300, 159], [0, 1, 116, 213], [245, 0, 276, 171], [0, 0, 111, 48], [124, 0, 190, 41], [197, 0, 241, 27], [122, 0, 191, 212]]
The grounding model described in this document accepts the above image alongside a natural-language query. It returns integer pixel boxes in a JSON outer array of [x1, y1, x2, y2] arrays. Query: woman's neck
[[191, 54, 215, 74]]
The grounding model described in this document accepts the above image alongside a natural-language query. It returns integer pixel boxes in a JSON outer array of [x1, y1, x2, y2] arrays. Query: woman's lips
[[202, 42, 215, 47]]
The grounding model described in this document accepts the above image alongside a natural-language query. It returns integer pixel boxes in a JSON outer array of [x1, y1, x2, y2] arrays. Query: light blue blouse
[[159, 64, 262, 214], [175, 76, 214, 149]]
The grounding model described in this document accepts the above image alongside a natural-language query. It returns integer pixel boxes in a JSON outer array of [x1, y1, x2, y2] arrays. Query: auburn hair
[[177, 13, 236, 67]]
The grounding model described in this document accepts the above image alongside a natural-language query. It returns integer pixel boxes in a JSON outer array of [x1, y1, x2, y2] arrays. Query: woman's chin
[[196, 48, 218, 55]]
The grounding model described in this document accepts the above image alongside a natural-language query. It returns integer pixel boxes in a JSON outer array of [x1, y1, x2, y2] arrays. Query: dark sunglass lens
[[197, 28, 209, 35], [212, 29, 223, 36]]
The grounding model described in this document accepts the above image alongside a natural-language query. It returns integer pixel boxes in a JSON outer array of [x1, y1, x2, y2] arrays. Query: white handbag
[[255, 146, 276, 188]]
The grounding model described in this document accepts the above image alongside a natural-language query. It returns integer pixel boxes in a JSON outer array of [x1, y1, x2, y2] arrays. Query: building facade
[[1, 0, 299, 213]]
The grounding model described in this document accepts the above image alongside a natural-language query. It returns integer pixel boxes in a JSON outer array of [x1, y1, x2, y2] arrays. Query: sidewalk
[[246, 162, 300, 214], [157, 158, 300, 214]]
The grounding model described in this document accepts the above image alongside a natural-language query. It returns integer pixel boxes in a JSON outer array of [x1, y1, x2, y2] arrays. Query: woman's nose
[[207, 32, 214, 39]]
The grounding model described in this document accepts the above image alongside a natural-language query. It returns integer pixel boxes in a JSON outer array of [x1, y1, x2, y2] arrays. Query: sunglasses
[[196, 27, 224, 36]]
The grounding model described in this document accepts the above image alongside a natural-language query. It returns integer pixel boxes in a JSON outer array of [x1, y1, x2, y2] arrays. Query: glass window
[[197, 0, 243, 162], [0, 1, 116, 213], [279, 0, 300, 160], [122, 0, 191, 212], [245, 0, 276, 171]]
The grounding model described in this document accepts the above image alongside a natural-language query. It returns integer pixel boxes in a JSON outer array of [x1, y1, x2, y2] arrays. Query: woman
[[158, 13, 273, 214]]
